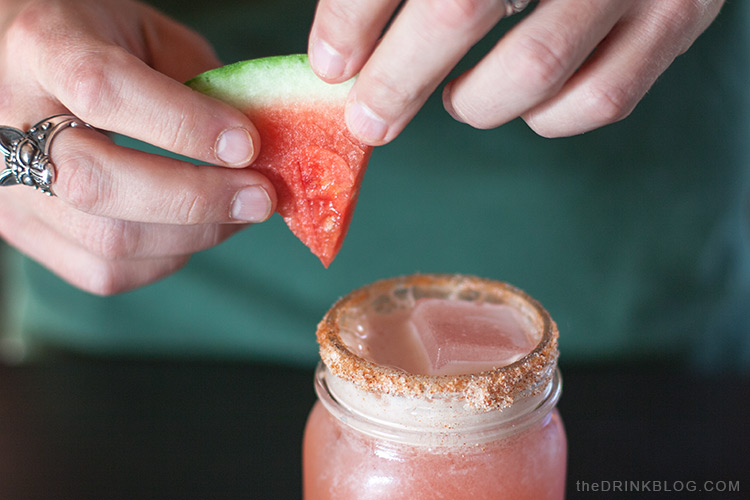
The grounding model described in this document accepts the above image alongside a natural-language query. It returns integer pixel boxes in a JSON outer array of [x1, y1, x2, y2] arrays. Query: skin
[[308, 0, 726, 145], [0, 0, 276, 295], [0, 0, 728, 295]]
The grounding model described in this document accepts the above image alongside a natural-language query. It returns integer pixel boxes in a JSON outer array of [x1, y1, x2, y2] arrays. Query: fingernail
[[216, 127, 254, 166], [347, 100, 388, 143], [231, 185, 272, 222], [442, 82, 466, 124], [311, 39, 345, 80]]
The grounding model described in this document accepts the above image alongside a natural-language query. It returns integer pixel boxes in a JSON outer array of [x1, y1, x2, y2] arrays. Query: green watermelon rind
[[186, 54, 354, 108], [187, 54, 370, 266]]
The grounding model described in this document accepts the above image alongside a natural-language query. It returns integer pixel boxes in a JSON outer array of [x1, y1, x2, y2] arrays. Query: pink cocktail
[[303, 274, 567, 500]]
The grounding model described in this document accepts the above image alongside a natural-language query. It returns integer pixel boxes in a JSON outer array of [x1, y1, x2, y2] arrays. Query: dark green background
[[2, 0, 748, 372]]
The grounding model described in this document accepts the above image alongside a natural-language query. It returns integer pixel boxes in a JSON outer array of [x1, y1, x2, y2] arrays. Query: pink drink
[[303, 274, 567, 500], [304, 403, 566, 500], [349, 297, 536, 375]]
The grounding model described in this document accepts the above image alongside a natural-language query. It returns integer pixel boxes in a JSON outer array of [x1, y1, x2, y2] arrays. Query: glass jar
[[303, 274, 567, 500]]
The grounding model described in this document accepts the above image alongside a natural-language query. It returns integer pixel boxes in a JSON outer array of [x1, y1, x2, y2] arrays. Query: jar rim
[[316, 273, 559, 411], [315, 362, 563, 446]]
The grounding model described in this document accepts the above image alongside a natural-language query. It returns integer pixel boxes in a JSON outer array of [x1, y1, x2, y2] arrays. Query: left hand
[[308, 0, 725, 145], [0, 0, 275, 295]]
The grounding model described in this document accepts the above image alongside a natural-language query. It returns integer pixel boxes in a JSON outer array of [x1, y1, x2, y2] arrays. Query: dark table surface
[[0, 357, 747, 499]]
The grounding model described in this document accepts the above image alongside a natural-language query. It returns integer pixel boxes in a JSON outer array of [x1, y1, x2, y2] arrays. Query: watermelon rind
[[186, 54, 372, 267], [187, 54, 354, 108]]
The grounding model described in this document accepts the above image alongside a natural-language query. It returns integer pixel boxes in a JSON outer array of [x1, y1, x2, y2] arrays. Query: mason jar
[[303, 274, 567, 500]]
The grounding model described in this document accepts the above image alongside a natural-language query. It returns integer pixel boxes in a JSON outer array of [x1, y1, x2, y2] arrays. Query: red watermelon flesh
[[188, 55, 372, 267]]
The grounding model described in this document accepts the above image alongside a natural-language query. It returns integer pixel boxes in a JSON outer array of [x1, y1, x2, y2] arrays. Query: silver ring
[[0, 114, 93, 196], [503, 0, 532, 17]]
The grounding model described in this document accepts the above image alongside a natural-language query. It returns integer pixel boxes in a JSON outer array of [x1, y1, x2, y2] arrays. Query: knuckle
[[659, 0, 703, 25], [54, 149, 112, 215], [646, 0, 721, 54], [194, 224, 224, 250], [362, 70, 418, 117], [319, 1, 362, 33], [316, 1, 365, 51], [5, 1, 53, 54], [65, 60, 109, 119], [582, 82, 637, 126], [77, 255, 189, 296], [156, 113, 194, 156], [79, 219, 136, 261], [446, 92, 496, 129], [81, 262, 132, 296], [59, 48, 128, 121], [503, 33, 571, 94], [424, 0, 495, 30], [171, 190, 213, 225], [74, 260, 125, 296]]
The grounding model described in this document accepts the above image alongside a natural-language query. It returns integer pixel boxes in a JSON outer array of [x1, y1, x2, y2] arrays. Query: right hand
[[0, 0, 277, 295], [308, 0, 724, 145]]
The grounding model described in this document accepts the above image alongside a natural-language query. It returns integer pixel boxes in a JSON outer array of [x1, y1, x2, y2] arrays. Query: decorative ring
[[503, 0, 532, 17], [0, 114, 93, 196]]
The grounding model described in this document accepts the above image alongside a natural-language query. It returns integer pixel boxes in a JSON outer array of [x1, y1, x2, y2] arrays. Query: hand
[[308, 0, 725, 145], [0, 0, 277, 295]]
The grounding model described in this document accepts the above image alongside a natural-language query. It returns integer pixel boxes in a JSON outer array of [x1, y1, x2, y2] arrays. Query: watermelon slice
[[187, 54, 372, 267]]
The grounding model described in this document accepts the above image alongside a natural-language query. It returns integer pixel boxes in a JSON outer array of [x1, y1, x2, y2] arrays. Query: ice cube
[[409, 298, 535, 376]]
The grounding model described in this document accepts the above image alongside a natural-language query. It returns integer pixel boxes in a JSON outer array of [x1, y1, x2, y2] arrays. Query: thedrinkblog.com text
[[575, 480, 740, 494]]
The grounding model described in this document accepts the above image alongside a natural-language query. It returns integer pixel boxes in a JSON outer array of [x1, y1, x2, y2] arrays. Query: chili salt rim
[[316, 274, 559, 411]]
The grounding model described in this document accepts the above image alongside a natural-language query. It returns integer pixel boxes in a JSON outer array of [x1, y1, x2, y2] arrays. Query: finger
[[345, 0, 508, 145], [51, 49, 260, 167], [0, 193, 189, 295], [521, 0, 725, 136], [37, 199, 247, 260], [50, 127, 277, 224], [308, 0, 402, 82], [443, 0, 627, 130], [9, 2, 259, 167]]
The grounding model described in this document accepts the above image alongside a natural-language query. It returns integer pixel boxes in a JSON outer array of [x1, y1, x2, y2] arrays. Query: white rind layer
[[187, 54, 354, 108]]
